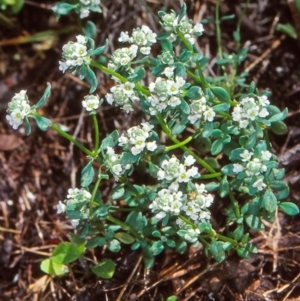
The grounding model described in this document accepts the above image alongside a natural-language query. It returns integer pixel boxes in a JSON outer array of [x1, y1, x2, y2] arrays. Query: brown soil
[[1, 0, 300, 300]]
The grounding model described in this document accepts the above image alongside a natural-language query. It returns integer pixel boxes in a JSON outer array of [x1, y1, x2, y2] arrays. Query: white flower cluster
[[150, 183, 213, 226], [177, 223, 201, 245], [149, 189, 183, 220], [232, 96, 270, 129], [79, 0, 101, 18], [6, 90, 31, 130], [106, 81, 139, 113], [82, 94, 102, 112], [118, 25, 157, 55], [108, 45, 138, 71], [118, 122, 157, 155], [57, 188, 91, 227], [59, 35, 90, 73], [157, 155, 198, 190], [160, 11, 204, 45], [105, 146, 132, 181], [233, 149, 273, 191], [148, 75, 185, 115], [183, 183, 213, 221], [188, 96, 216, 124]]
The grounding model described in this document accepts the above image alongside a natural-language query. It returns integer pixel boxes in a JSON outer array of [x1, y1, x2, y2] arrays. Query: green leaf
[[94, 204, 110, 219], [262, 190, 277, 212], [149, 241, 164, 256], [210, 240, 226, 262], [229, 148, 244, 161], [171, 123, 186, 135], [211, 139, 223, 155], [107, 239, 121, 252], [212, 103, 230, 112], [210, 87, 230, 102], [270, 121, 288, 135], [180, 99, 190, 114], [178, 2, 187, 22], [51, 242, 80, 264], [221, 164, 235, 175], [83, 21, 97, 39], [52, 3, 76, 16], [32, 115, 52, 131], [205, 157, 220, 170], [25, 117, 31, 136], [81, 161, 94, 187], [40, 258, 67, 276], [220, 14, 235, 21], [270, 181, 288, 191], [245, 215, 265, 230], [88, 39, 108, 56], [91, 259, 115, 279], [268, 108, 288, 123], [115, 232, 135, 244], [219, 176, 229, 198], [233, 225, 244, 240], [186, 86, 201, 99], [202, 122, 214, 137], [120, 152, 139, 164], [86, 66, 98, 93], [100, 130, 119, 151], [111, 185, 125, 200], [233, 30, 240, 43], [279, 202, 299, 215], [161, 39, 173, 52], [149, 161, 159, 177], [127, 67, 146, 83], [179, 49, 192, 62], [35, 83, 51, 109], [86, 236, 106, 249], [276, 23, 297, 39], [167, 296, 177, 301], [205, 182, 219, 192]]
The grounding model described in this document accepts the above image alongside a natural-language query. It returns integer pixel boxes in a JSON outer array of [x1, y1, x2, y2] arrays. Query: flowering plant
[[6, 3, 299, 278]]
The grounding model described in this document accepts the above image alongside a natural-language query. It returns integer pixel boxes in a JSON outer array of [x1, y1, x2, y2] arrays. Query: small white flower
[[261, 150, 272, 161], [184, 155, 196, 166], [118, 31, 130, 43], [233, 163, 244, 173], [80, 7, 90, 18], [240, 150, 253, 162], [146, 141, 157, 152], [71, 219, 80, 227], [253, 178, 267, 191], [82, 95, 101, 111], [162, 66, 175, 78], [168, 96, 181, 107], [76, 35, 86, 44], [140, 47, 151, 55], [57, 201, 66, 214], [193, 23, 204, 35]]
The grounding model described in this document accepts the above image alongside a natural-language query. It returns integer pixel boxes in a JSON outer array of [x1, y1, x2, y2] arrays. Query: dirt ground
[[1, 0, 300, 300]]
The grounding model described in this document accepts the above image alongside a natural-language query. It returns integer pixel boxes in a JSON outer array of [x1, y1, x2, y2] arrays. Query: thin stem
[[92, 114, 100, 155], [235, 0, 250, 51], [215, 0, 223, 60], [177, 31, 207, 89], [165, 135, 193, 152], [107, 215, 144, 241], [89, 60, 150, 96], [89, 170, 102, 214], [51, 124, 94, 157], [157, 115, 218, 175], [199, 172, 222, 179]]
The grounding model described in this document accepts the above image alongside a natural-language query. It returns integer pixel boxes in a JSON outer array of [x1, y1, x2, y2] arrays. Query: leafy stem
[[51, 124, 94, 157], [92, 114, 100, 156]]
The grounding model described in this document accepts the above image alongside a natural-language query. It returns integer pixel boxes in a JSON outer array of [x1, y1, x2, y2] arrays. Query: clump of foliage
[[6, 2, 298, 279]]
